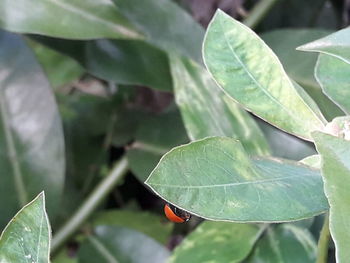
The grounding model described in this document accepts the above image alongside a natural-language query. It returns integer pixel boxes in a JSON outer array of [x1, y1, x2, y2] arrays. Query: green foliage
[[146, 137, 328, 222], [0, 31, 65, 228], [0, 193, 51, 263], [0, 1, 350, 262]]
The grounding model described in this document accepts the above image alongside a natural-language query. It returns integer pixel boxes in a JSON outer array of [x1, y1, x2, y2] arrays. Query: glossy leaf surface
[[169, 221, 262, 263], [170, 55, 270, 156], [0, 0, 142, 40], [0, 31, 65, 228], [146, 137, 328, 222], [92, 210, 173, 244], [0, 193, 51, 263], [247, 224, 317, 263], [113, 0, 205, 62], [297, 27, 350, 64], [261, 29, 343, 120], [315, 54, 350, 114], [313, 132, 350, 263], [203, 10, 326, 140], [78, 226, 170, 263]]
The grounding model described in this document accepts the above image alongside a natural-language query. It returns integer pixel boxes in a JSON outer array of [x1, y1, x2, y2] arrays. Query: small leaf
[[313, 132, 350, 263], [315, 54, 350, 114], [247, 224, 317, 263], [112, 0, 205, 62], [0, 31, 65, 228], [170, 55, 270, 156], [78, 226, 170, 263], [297, 27, 350, 65], [300, 155, 321, 169], [203, 10, 326, 141], [0, 192, 51, 263], [146, 137, 328, 222], [92, 210, 173, 244], [169, 221, 263, 263], [0, 0, 143, 40]]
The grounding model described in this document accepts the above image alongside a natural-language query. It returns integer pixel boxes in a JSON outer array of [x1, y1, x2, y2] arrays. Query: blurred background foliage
[[0, 0, 349, 262]]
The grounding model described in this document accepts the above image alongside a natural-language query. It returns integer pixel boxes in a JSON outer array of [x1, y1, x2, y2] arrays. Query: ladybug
[[164, 203, 191, 223]]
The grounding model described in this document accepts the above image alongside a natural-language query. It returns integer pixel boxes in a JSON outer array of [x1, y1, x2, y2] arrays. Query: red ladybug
[[164, 203, 191, 223]]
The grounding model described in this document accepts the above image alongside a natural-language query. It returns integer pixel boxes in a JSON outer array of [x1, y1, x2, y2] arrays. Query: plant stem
[[243, 0, 280, 29], [316, 214, 330, 263], [51, 156, 129, 253]]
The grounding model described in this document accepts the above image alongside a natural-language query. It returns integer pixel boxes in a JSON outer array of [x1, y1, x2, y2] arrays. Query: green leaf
[[170, 55, 270, 156], [247, 224, 317, 263], [0, 31, 65, 228], [0, 0, 143, 40], [0, 192, 51, 263], [92, 210, 173, 244], [315, 54, 350, 114], [85, 40, 173, 91], [146, 137, 328, 222], [32, 37, 172, 92], [78, 226, 170, 263], [112, 0, 205, 62], [169, 221, 263, 263], [28, 40, 84, 88], [297, 27, 350, 65], [203, 10, 326, 141], [261, 29, 343, 120], [127, 109, 188, 182], [313, 132, 350, 263]]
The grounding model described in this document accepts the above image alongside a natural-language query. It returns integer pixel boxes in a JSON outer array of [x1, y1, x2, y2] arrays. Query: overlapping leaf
[[170, 55, 270, 156], [146, 137, 328, 222], [247, 224, 317, 262], [313, 132, 350, 263], [203, 10, 326, 141], [315, 54, 350, 114], [0, 193, 51, 263], [0, 31, 65, 228], [0, 0, 143, 40], [297, 27, 350, 65], [169, 221, 263, 263]]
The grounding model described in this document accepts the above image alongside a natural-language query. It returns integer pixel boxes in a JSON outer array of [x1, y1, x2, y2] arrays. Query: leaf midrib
[[148, 173, 319, 189], [217, 15, 322, 130], [47, 0, 141, 38]]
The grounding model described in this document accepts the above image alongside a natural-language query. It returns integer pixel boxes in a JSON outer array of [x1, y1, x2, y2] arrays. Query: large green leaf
[[297, 27, 350, 65], [32, 37, 172, 92], [170, 55, 270, 156], [78, 226, 170, 263], [247, 224, 317, 263], [0, 193, 51, 263], [112, 0, 205, 62], [261, 29, 343, 120], [313, 132, 350, 263], [203, 10, 326, 141], [315, 54, 350, 115], [0, 31, 65, 228], [92, 210, 173, 244], [169, 221, 263, 263], [0, 0, 142, 40], [146, 137, 328, 222]]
